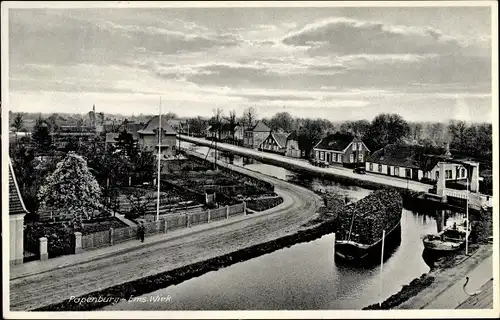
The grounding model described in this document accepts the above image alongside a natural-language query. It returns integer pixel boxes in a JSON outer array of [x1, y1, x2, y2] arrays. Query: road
[[9, 151, 323, 311], [179, 135, 431, 192]]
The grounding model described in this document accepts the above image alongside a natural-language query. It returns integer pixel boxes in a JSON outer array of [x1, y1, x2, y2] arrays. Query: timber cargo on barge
[[335, 189, 403, 262]]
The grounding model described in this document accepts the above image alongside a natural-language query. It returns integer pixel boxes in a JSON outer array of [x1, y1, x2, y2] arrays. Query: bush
[[246, 197, 284, 212]]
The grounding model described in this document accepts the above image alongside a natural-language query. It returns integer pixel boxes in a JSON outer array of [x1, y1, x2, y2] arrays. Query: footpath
[[10, 186, 292, 281], [397, 244, 494, 310]]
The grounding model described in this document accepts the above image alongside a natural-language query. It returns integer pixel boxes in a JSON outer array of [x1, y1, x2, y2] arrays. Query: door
[[326, 153, 331, 163], [412, 168, 419, 181]]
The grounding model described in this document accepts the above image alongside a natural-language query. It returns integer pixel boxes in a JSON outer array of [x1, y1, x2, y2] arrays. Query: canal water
[[103, 143, 465, 310]]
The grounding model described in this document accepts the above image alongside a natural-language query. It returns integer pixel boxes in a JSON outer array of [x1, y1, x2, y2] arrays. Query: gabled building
[[259, 132, 290, 155], [285, 131, 302, 158], [365, 144, 471, 182], [243, 120, 271, 149], [8, 158, 28, 265], [137, 115, 178, 159], [313, 132, 370, 167]]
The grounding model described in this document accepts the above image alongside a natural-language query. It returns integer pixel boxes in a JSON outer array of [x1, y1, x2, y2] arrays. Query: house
[[364, 144, 470, 182], [259, 131, 290, 155], [313, 132, 370, 167], [8, 158, 28, 265], [243, 121, 271, 149], [137, 115, 178, 159], [234, 125, 244, 142], [285, 131, 302, 158]]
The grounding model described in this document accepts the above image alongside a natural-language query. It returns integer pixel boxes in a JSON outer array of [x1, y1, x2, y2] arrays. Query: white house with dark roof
[[313, 132, 370, 166], [259, 131, 290, 155], [137, 115, 178, 159], [8, 158, 28, 265]]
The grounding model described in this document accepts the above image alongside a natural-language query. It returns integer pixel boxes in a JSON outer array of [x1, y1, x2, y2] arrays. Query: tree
[[115, 130, 138, 158], [410, 122, 423, 142], [165, 112, 178, 120], [187, 116, 207, 136], [448, 120, 468, 152], [32, 117, 53, 152], [242, 107, 257, 129], [98, 148, 133, 188], [297, 119, 325, 157], [339, 120, 370, 138], [367, 113, 410, 150], [132, 149, 156, 184], [268, 112, 295, 132], [12, 113, 24, 133], [123, 188, 156, 218], [38, 152, 103, 220]]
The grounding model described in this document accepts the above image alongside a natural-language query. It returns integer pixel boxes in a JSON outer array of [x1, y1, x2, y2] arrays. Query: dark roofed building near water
[[313, 132, 370, 167]]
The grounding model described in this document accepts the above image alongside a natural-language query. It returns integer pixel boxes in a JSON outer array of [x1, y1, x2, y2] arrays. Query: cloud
[[282, 17, 479, 56], [9, 9, 240, 67]]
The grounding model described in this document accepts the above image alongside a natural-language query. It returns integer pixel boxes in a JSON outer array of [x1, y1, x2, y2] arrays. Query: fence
[[79, 202, 247, 252]]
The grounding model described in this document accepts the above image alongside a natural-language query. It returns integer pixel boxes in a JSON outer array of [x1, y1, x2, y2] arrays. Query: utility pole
[[156, 97, 162, 222]]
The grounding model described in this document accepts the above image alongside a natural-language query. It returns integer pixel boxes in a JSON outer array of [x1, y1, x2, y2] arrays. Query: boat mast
[[379, 229, 386, 302], [347, 210, 355, 241], [156, 97, 162, 222]]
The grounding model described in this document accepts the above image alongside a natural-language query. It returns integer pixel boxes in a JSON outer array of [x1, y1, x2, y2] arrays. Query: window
[[359, 153, 363, 162], [379, 164, 383, 173], [320, 151, 325, 160], [315, 151, 319, 159], [445, 169, 452, 179], [352, 143, 357, 151], [338, 154, 342, 163], [349, 154, 354, 163], [332, 153, 337, 162], [461, 168, 466, 178], [406, 168, 411, 178], [369, 163, 373, 171], [358, 142, 362, 150], [436, 171, 439, 180], [395, 167, 400, 176]]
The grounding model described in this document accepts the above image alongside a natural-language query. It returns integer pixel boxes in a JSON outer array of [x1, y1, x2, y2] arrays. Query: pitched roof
[[286, 131, 297, 141], [314, 132, 355, 151], [269, 132, 290, 148], [9, 159, 29, 216], [366, 144, 446, 170], [251, 120, 271, 132], [137, 115, 177, 135]]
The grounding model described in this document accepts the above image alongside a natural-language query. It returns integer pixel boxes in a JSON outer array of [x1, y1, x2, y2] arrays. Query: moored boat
[[334, 189, 403, 263], [422, 221, 470, 252]]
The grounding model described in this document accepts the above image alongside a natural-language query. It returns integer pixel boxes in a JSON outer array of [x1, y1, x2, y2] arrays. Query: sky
[[7, 5, 494, 123]]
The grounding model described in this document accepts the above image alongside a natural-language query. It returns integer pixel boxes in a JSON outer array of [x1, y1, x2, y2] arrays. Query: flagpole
[[379, 229, 386, 303], [466, 177, 469, 255], [157, 97, 162, 222]]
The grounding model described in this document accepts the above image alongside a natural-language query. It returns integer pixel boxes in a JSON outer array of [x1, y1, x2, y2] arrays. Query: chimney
[[444, 142, 452, 158]]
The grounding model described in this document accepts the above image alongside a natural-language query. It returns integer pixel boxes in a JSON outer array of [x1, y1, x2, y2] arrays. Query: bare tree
[[242, 107, 257, 129], [124, 188, 156, 219], [227, 110, 237, 139]]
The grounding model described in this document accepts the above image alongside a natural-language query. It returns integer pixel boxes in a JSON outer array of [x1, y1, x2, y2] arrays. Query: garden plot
[[117, 187, 204, 221]]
